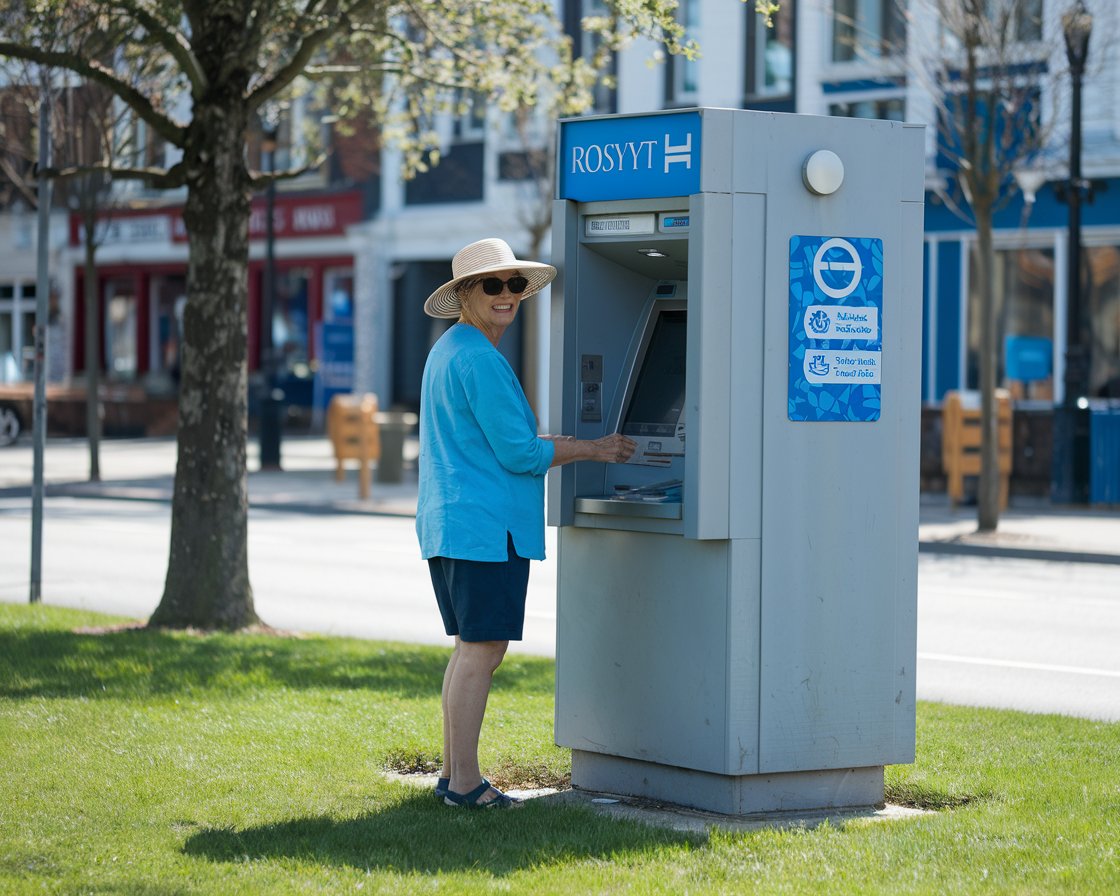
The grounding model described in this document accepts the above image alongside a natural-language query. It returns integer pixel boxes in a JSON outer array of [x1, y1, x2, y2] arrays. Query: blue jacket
[[416, 323, 555, 561]]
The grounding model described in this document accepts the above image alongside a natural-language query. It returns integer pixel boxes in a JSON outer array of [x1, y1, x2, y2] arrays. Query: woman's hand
[[546, 432, 637, 467], [588, 433, 637, 463]]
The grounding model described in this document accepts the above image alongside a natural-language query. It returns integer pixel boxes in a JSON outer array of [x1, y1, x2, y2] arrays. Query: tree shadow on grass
[[0, 627, 553, 701], [182, 787, 701, 877]]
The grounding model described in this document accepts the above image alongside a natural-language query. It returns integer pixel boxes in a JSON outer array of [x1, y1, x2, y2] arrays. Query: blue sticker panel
[[789, 235, 884, 423], [558, 112, 702, 202]]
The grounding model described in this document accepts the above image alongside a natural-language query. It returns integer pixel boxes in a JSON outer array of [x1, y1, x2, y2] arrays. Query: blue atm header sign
[[558, 111, 702, 202]]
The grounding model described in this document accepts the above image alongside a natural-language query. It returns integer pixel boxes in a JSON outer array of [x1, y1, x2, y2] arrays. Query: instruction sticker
[[789, 235, 884, 422]]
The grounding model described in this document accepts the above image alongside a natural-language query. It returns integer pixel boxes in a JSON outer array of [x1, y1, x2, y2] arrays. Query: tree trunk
[[82, 224, 101, 481], [149, 97, 258, 630], [975, 201, 1001, 532]]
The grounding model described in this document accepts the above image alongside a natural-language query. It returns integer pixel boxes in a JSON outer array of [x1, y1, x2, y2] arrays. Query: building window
[[832, 0, 906, 62], [403, 140, 485, 204], [745, 1, 794, 100], [324, 267, 354, 322], [666, 0, 700, 106], [829, 95, 905, 121], [960, 0, 1043, 44], [966, 245, 1054, 398], [104, 278, 138, 380], [0, 283, 22, 380], [1088, 245, 1120, 398], [150, 275, 186, 385]]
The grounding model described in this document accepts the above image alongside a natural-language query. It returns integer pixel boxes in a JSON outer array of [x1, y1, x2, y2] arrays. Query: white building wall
[[356, 0, 1120, 417]]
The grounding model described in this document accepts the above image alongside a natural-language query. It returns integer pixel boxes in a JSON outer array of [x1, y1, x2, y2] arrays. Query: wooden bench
[[941, 389, 1012, 509], [326, 393, 382, 499]]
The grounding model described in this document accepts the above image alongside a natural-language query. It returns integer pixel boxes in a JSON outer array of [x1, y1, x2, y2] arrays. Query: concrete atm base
[[572, 751, 885, 816]]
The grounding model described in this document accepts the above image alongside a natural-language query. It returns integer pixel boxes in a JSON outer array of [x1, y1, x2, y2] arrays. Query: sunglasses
[[480, 275, 529, 296]]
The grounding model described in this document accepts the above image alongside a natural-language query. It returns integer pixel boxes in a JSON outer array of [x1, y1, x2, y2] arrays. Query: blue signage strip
[[788, 235, 884, 423], [313, 321, 355, 411], [558, 111, 702, 202]]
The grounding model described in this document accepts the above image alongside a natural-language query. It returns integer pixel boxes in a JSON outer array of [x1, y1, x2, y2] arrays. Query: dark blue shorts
[[428, 534, 530, 642]]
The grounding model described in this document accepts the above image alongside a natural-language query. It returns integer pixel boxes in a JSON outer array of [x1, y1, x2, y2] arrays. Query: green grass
[[1, 603, 1118, 895]]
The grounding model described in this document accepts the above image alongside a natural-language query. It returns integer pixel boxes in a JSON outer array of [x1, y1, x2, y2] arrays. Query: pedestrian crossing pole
[[30, 69, 52, 604]]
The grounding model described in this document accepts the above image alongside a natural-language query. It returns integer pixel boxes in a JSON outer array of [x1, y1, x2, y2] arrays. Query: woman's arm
[[544, 432, 637, 467]]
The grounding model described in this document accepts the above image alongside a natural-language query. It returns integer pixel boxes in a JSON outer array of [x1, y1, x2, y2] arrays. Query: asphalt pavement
[[2, 433, 1118, 564]]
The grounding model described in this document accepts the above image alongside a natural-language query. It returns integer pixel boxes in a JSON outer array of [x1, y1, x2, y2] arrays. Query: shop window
[[104, 279, 138, 379], [745, 1, 794, 102], [967, 243, 1120, 401], [150, 275, 186, 385], [832, 0, 906, 62], [1088, 245, 1120, 398], [275, 268, 311, 375], [0, 284, 14, 382], [323, 267, 354, 322], [0, 283, 31, 380], [966, 245, 1054, 398], [829, 95, 905, 121]]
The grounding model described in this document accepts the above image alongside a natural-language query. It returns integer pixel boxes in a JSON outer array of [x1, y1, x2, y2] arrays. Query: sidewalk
[[2, 435, 1118, 564]]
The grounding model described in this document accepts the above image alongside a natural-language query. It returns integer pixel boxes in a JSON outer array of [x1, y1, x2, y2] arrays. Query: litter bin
[[1091, 406, 1120, 504], [259, 387, 285, 470], [374, 411, 418, 483]]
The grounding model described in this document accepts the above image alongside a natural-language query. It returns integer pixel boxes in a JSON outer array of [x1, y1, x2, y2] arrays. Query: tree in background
[[0, 0, 703, 630], [834, 0, 1061, 531], [911, 0, 1064, 531]]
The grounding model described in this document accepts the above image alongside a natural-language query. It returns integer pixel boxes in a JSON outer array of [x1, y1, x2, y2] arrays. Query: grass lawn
[[1, 603, 1118, 895]]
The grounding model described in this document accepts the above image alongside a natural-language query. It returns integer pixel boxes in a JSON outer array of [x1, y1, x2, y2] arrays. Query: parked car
[[0, 400, 22, 446]]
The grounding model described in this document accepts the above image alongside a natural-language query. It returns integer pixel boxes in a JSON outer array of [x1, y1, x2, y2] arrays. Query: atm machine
[[548, 108, 925, 814]]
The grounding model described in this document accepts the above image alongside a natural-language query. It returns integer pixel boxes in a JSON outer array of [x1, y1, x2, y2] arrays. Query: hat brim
[[423, 261, 557, 319]]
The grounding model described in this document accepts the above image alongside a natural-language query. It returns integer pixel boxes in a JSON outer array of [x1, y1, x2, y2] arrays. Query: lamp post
[[1052, 0, 1093, 504], [258, 119, 283, 470]]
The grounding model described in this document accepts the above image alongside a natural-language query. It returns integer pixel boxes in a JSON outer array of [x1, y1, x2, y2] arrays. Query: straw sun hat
[[423, 238, 557, 319]]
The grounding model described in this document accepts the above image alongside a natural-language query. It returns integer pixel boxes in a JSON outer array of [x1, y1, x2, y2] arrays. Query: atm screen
[[621, 309, 687, 437]]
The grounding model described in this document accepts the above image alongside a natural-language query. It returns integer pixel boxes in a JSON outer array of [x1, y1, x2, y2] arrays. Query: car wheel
[[0, 405, 21, 446]]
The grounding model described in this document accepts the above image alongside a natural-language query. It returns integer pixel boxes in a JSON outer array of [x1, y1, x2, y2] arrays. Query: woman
[[416, 238, 635, 809]]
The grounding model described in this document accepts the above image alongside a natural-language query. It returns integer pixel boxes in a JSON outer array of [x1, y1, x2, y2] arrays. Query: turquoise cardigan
[[416, 323, 555, 561]]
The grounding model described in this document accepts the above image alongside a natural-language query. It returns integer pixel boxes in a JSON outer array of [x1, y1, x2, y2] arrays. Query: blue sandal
[[435, 777, 450, 800], [443, 778, 521, 809]]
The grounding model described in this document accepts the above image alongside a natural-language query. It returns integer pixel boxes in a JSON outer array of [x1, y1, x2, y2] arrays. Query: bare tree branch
[[247, 153, 328, 188], [107, 0, 209, 96], [0, 41, 187, 147], [247, 0, 376, 112], [40, 160, 188, 190]]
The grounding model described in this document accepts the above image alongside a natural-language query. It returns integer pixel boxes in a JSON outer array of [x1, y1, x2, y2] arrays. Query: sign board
[[558, 111, 702, 202], [788, 235, 884, 422], [1004, 335, 1052, 382], [313, 321, 355, 411]]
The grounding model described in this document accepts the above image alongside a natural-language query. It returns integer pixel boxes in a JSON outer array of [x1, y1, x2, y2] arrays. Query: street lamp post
[[1052, 0, 1094, 504], [258, 121, 284, 470]]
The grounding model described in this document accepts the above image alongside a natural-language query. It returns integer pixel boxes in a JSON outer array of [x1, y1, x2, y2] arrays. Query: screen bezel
[[609, 287, 687, 467]]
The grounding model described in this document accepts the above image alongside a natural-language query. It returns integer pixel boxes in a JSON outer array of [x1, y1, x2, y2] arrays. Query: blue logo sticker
[[558, 112, 702, 201], [789, 235, 884, 423]]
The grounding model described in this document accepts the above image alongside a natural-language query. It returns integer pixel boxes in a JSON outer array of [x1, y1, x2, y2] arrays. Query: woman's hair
[[457, 282, 483, 328]]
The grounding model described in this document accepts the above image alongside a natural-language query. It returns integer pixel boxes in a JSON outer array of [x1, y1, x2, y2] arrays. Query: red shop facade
[[70, 188, 363, 403]]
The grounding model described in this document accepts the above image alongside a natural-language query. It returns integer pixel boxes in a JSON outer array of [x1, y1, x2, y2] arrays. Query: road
[[1, 495, 1118, 721]]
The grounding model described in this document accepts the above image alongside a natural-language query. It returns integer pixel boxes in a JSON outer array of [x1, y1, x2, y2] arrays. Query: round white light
[[803, 150, 845, 196]]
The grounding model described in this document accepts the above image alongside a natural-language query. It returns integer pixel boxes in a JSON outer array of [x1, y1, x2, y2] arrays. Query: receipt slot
[[548, 108, 925, 814]]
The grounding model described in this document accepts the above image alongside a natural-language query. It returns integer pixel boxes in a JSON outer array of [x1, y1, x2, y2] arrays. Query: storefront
[[69, 189, 364, 409], [923, 178, 1120, 404]]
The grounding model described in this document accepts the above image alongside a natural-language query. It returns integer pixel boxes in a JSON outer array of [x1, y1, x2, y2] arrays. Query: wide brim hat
[[424, 238, 557, 319]]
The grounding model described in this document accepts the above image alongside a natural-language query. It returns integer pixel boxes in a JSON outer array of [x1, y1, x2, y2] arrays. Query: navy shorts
[[428, 534, 530, 642]]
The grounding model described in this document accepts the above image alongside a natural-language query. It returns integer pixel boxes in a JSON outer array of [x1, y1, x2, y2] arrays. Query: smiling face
[[458, 268, 524, 345]]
